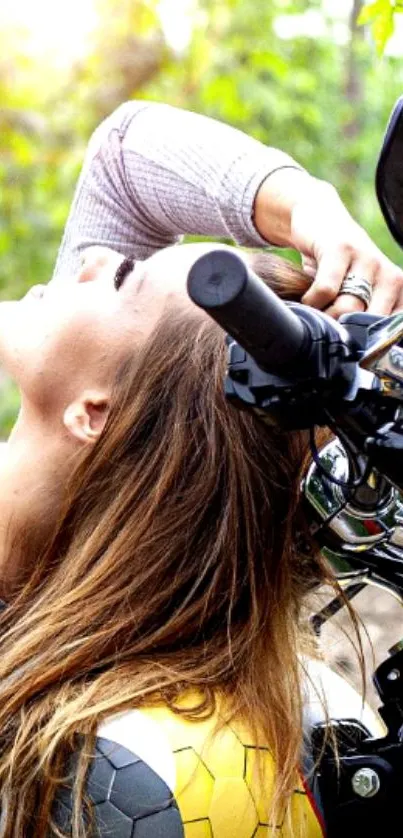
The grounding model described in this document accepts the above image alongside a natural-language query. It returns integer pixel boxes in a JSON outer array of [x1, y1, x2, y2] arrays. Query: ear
[[63, 391, 110, 445]]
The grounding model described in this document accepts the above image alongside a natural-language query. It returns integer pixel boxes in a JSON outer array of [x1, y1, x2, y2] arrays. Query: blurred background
[[1, 0, 403, 700]]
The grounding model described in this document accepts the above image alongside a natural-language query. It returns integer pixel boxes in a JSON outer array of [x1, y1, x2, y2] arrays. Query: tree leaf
[[357, 0, 387, 26], [372, 6, 395, 54]]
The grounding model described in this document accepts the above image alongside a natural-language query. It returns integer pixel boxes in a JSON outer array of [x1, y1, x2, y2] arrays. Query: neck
[[0, 405, 76, 601]]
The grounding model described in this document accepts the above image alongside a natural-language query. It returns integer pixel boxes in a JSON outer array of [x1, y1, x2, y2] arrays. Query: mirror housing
[[376, 96, 403, 249]]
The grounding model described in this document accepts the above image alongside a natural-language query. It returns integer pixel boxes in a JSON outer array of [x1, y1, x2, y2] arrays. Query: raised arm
[[52, 99, 403, 316], [51, 100, 302, 284]]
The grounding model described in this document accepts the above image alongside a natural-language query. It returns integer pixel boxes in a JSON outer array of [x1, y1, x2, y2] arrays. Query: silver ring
[[339, 274, 372, 308]]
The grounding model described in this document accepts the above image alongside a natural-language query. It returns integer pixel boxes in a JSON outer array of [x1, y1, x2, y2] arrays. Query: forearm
[[254, 166, 319, 248], [52, 100, 305, 283]]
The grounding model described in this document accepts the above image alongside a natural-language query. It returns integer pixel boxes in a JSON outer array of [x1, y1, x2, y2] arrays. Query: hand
[[255, 170, 403, 317], [292, 179, 403, 317]]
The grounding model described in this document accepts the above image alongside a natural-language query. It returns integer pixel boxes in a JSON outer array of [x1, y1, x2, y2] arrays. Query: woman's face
[[0, 243, 231, 415]]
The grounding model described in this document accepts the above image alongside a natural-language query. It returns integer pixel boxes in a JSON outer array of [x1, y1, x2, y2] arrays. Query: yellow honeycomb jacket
[[96, 695, 325, 838], [141, 702, 325, 838]]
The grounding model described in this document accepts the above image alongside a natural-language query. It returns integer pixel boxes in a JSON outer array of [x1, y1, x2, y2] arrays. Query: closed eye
[[114, 257, 135, 291]]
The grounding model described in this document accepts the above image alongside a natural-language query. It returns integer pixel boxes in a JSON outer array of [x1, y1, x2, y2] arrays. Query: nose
[[77, 247, 123, 284]]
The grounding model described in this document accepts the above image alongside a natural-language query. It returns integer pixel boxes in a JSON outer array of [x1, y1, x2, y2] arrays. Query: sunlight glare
[[0, 0, 98, 68], [157, 0, 196, 54]]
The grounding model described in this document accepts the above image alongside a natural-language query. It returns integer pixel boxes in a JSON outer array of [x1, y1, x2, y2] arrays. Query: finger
[[301, 248, 351, 309], [301, 255, 317, 279], [324, 293, 365, 320], [367, 287, 395, 316], [367, 269, 403, 315], [392, 286, 403, 313], [392, 269, 403, 311], [367, 262, 403, 315], [337, 256, 378, 308]]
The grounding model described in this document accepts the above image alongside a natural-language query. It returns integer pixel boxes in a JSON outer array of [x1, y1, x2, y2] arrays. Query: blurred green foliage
[[358, 0, 403, 55], [1, 0, 403, 435]]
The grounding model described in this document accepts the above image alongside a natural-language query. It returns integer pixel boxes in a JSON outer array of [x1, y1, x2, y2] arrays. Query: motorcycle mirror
[[376, 96, 403, 249]]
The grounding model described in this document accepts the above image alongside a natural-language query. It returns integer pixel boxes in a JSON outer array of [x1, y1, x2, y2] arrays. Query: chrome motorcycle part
[[351, 767, 381, 799]]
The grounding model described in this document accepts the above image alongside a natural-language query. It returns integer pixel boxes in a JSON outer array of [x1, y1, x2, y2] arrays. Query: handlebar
[[187, 249, 309, 372], [186, 245, 403, 513], [187, 248, 361, 390]]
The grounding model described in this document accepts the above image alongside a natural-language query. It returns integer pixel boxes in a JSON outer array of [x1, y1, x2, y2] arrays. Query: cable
[[309, 425, 373, 491]]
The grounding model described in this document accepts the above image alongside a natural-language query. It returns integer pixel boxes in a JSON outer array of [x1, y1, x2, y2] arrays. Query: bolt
[[387, 668, 400, 681], [351, 767, 381, 798]]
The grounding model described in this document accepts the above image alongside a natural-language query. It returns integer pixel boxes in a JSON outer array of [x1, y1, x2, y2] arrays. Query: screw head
[[387, 668, 400, 681], [351, 767, 381, 798]]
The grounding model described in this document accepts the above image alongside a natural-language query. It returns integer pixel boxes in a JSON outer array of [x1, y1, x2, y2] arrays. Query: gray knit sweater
[[52, 101, 301, 283]]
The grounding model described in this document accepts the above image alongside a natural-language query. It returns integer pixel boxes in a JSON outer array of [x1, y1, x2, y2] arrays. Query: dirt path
[[318, 583, 403, 710]]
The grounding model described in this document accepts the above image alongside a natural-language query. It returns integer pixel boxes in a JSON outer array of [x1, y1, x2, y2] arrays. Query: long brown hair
[[0, 251, 336, 836]]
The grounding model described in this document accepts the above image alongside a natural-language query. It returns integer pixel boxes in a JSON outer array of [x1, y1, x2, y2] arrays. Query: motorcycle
[[185, 96, 403, 836]]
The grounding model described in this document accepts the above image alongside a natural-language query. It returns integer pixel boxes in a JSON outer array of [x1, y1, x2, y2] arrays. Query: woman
[[0, 100, 399, 837]]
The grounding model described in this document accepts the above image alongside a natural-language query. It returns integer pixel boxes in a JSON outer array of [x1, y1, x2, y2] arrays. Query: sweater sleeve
[[51, 100, 303, 283]]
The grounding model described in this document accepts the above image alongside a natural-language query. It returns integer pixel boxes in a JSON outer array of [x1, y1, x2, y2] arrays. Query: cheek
[[0, 301, 43, 379], [0, 299, 109, 407]]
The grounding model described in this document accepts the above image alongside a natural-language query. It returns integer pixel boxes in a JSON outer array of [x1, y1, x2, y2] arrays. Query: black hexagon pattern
[[52, 736, 184, 837]]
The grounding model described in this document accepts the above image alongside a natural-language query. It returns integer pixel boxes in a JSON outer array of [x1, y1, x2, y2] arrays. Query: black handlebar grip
[[187, 249, 308, 371]]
